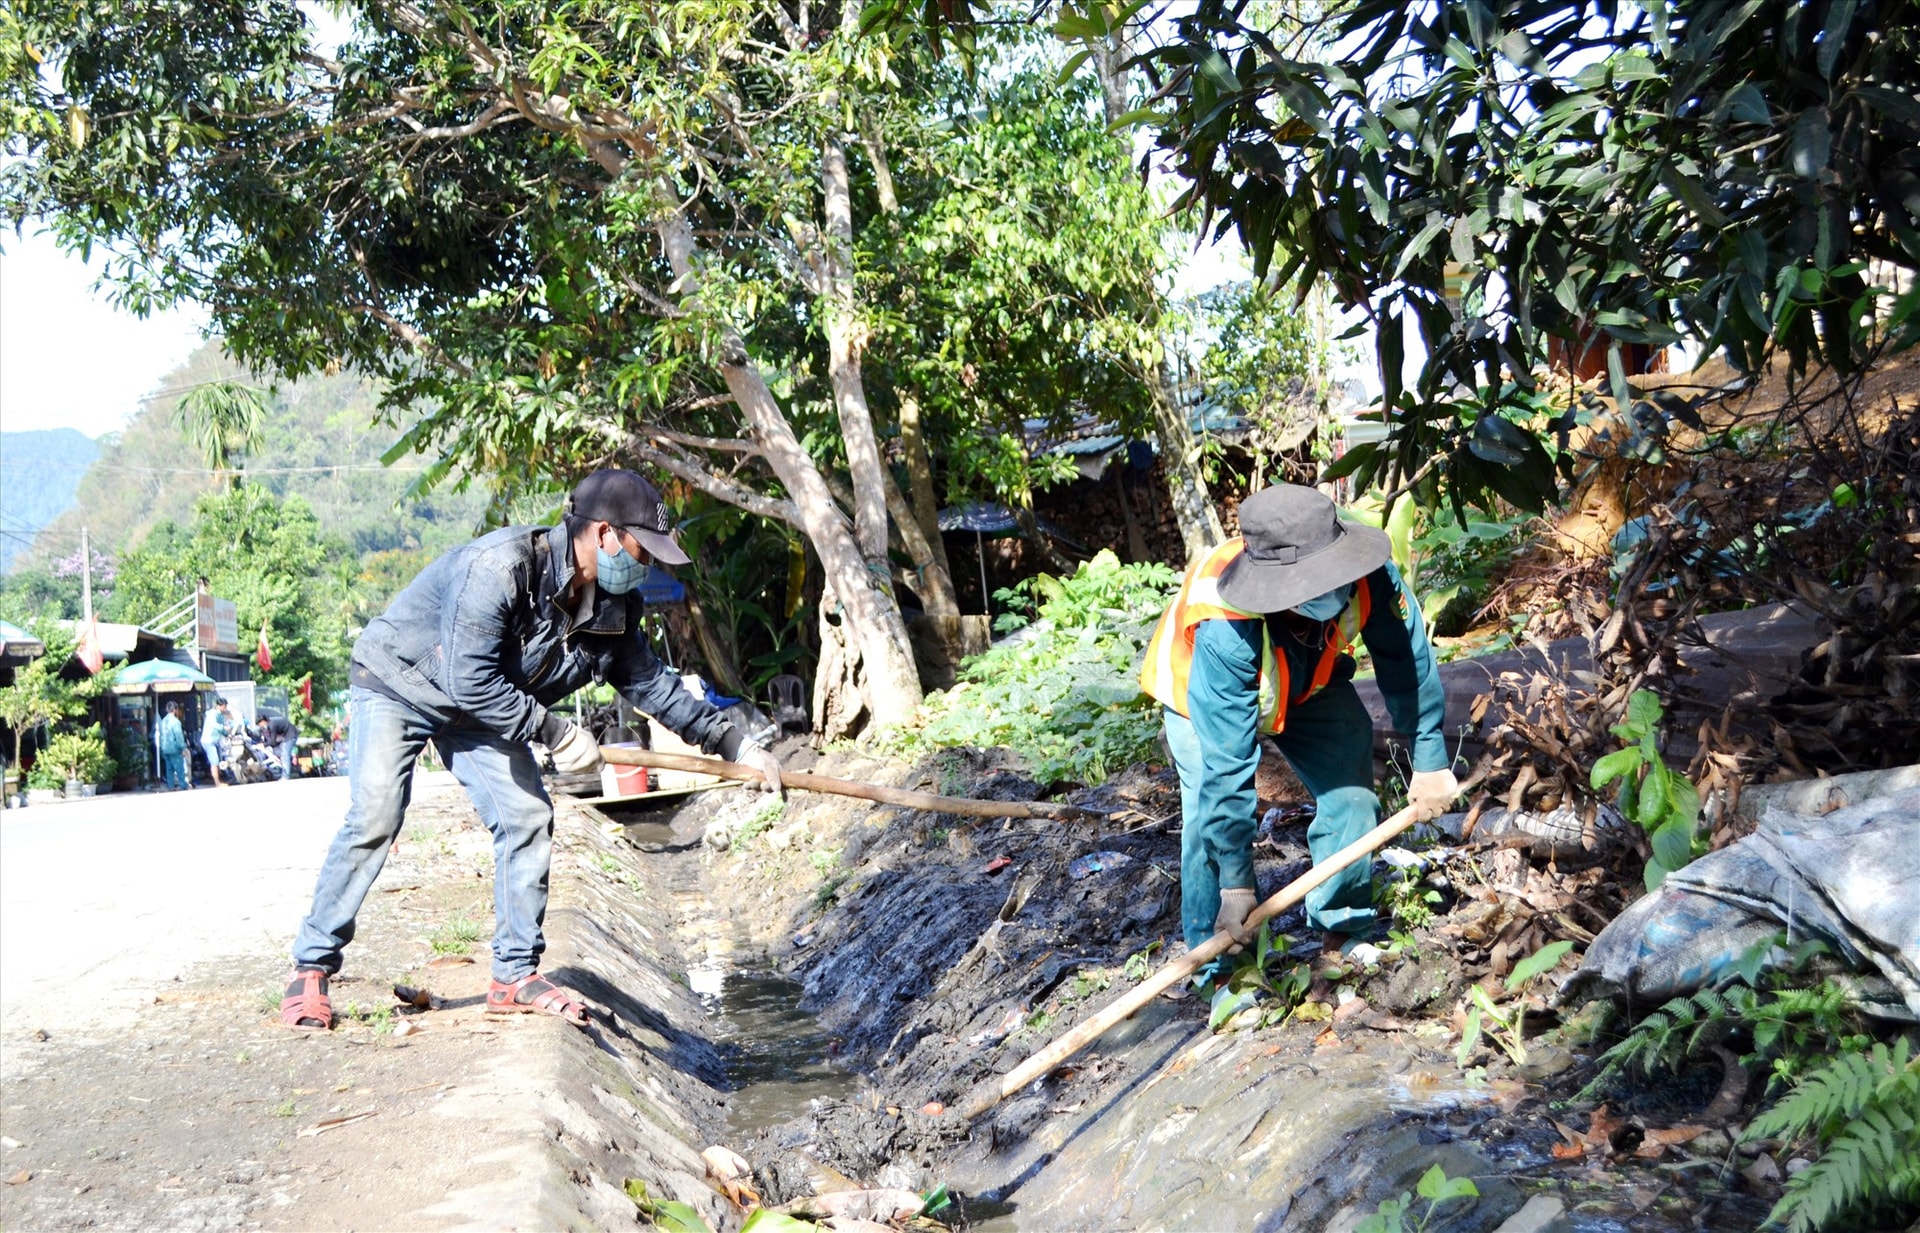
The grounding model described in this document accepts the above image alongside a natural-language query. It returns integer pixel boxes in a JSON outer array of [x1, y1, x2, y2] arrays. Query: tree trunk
[[682, 589, 749, 698], [896, 392, 951, 570], [1114, 463, 1150, 562], [812, 587, 867, 742], [882, 463, 958, 616], [818, 10, 888, 569], [1094, 21, 1222, 564], [652, 205, 923, 728]]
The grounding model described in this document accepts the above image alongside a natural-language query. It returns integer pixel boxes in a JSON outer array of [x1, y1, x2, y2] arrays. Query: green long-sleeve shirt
[[1184, 561, 1448, 889]]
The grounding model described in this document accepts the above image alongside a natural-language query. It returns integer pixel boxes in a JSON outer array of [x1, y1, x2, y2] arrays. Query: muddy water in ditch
[[612, 805, 863, 1136]]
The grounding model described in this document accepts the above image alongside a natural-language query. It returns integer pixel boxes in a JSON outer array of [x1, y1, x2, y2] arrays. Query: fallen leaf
[[1550, 1140, 1586, 1162], [1634, 1124, 1709, 1160], [391, 1020, 420, 1038], [1313, 1027, 1341, 1048], [1587, 1104, 1627, 1148], [5, 1170, 29, 1185], [983, 856, 1012, 875], [1333, 996, 1369, 1024], [426, 955, 474, 968]]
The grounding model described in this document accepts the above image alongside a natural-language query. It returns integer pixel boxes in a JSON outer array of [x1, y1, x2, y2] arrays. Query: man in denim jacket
[[281, 469, 782, 1029]]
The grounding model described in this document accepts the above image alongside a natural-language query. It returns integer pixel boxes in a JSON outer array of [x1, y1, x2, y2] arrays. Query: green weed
[[1457, 940, 1573, 1067], [1210, 926, 1313, 1032], [272, 1098, 297, 1118], [1123, 942, 1163, 983], [430, 917, 483, 955], [733, 796, 786, 850], [1355, 1164, 1480, 1233], [886, 551, 1178, 787], [1591, 689, 1704, 890]]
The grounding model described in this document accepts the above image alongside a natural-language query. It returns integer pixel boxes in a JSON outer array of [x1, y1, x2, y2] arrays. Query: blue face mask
[[1290, 582, 1355, 622], [595, 541, 645, 596]]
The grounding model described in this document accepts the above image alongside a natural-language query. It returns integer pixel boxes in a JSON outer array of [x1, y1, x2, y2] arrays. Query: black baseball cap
[[567, 469, 690, 565]]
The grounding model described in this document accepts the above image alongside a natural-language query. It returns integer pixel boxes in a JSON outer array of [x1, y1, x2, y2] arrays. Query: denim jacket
[[351, 524, 743, 756]]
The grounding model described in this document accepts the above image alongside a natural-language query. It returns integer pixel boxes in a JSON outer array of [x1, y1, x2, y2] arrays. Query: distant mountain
[[0, 427, 98, 574]]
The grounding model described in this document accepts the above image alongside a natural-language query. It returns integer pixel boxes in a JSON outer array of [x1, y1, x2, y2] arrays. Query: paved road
[[0, 778, 362, 1037]]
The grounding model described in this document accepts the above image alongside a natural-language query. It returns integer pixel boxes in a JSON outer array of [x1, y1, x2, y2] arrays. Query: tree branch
[[621, 434, 800, 527]]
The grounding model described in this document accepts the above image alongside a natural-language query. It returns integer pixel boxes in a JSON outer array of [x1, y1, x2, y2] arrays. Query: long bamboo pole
[[955, 799, 1425, 1122], [596, 746, 1091, 821]]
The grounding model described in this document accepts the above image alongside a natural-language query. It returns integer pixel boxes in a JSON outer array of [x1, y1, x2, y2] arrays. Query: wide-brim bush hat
[[1217, 484, 1392, 614], [568, 468, 690, 566]]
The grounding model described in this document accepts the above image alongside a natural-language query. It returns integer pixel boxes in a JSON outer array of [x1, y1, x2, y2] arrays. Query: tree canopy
[[2, 0, 1201, 731], [893, 0, 1920, 514]]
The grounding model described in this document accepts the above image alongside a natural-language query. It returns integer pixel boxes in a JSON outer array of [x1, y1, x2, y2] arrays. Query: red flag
[[298, 673, 313, 712], [75, 617, 105, 675], [256, 618, 274, 674]]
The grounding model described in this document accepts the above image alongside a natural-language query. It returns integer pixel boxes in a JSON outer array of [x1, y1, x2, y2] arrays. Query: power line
[[0, 459, 430, 476]]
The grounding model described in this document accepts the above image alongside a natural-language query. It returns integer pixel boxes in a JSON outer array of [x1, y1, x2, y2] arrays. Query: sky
[[0, 229, 209, 439]]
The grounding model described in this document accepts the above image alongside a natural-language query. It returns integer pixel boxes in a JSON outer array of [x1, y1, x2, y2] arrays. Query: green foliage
[[38, 723, 113, 785], [1582, 972, 1862, 1101], [733, 795, 788, 851], [1376, 863, 1442, 931], [105, 485, 353, 705], [1590, 689, 1703, 890], [1459, 940, 1575, 1068], [175, 379, 266, 482], [1508, 940, 1575, 991], [1096, 0, 1920, 514], [0, 618, 108, 769], [428, 917, 483, 956], [0, 1, 1184, 728], [1210, 924, 1314, 1032], [1354, 1164, 1481, 1233], [867, 57, 1174, 509], [109, 722, 149, 781], [889, 551, 1176, 786], [1744, 1037, 1920, 1233], [622, 1179, 711, 1233]]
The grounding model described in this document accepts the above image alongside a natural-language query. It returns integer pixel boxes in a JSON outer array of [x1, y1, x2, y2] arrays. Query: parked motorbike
[[222, 731, 285, 784]]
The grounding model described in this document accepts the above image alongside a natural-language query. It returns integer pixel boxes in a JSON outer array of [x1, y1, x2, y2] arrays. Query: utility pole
[[80, 526, 93, 623]]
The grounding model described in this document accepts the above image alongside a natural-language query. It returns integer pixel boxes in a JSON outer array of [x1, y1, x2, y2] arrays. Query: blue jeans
[[161, 751, 189, 790], [1166, 680, 1380, 952], [292, 687, 555, 983], [201, 736, 225, 782]]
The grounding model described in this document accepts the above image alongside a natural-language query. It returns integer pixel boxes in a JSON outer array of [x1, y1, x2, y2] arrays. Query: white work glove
[[735, 744, 783, 795], [1406, 768, 1461, 822], [1215, 887, 1259, 952], [545, 722, 603, 775]]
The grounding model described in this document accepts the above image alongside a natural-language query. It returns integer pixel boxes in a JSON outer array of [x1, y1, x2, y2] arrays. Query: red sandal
[[486, 972, 590, 1026], [280, 968, 333, 1030]]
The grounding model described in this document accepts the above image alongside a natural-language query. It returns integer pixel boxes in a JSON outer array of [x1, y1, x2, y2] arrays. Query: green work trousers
[[1165, 680, 1380, 953]]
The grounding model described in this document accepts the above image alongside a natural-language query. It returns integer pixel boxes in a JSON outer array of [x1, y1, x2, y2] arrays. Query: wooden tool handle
[[596, 746, 1082, 820], [955, 799, 1426, 1121]]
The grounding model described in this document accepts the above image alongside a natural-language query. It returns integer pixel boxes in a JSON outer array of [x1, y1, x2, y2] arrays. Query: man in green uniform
[[1141, 484, 1457, 975]]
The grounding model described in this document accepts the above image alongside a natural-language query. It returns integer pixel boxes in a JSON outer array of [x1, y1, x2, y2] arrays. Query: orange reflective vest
[[1139, 539, 1372, 733]]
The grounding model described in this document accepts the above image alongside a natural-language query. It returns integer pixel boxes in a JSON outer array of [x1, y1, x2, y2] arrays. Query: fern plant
[[1580, 978, 1860, 1101], [1743, 1037, 1920, 1233]]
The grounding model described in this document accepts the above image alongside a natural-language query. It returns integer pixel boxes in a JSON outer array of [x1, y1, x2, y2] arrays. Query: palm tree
[[175, 381, 268, 487]]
